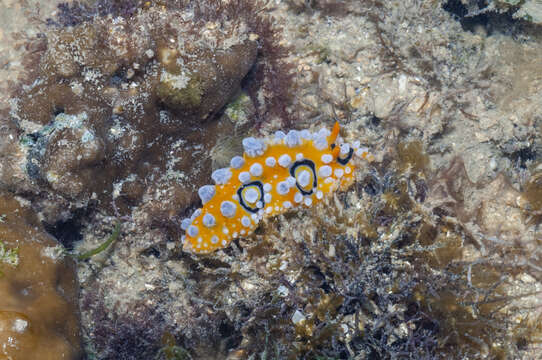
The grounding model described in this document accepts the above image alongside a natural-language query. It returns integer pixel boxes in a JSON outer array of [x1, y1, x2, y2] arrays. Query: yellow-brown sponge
[[0, 194, 81, 359]]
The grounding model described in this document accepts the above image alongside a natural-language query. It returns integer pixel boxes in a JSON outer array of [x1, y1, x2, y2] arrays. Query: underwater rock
[[155, 36, 257, 119], [485, 0, 542, 24], [3, 2, 265, 222], [0, 193, 81, 359]]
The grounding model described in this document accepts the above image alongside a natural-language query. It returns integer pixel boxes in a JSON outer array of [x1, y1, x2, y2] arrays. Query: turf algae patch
[[519, 168, 542, 224]]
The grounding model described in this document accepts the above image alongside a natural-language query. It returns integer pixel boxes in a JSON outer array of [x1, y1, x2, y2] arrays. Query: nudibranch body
[[181, 122, 373, 254]]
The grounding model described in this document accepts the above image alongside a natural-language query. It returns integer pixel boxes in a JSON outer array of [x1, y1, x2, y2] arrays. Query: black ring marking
[[237, 181, 264, 213], [289, 160, 317, 195], [337, 147, 354, 165]]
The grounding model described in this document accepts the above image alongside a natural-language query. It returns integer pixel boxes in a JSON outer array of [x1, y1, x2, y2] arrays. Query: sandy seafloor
[[1, 0, 542, 359]]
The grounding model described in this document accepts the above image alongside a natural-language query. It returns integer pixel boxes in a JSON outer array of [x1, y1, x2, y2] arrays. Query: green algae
[[0, 240, 19, 270], [76, 223, 121, 261], [308, 44, 332, 64], [156, 70, 203, 111], [224, 92, 253, 125]]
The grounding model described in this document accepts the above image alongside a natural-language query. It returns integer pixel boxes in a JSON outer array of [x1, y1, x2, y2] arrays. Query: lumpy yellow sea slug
[[182, 122, 373, 254]]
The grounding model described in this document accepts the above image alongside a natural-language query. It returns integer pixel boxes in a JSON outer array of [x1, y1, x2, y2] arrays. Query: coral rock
[[4, 4, 263, 221]]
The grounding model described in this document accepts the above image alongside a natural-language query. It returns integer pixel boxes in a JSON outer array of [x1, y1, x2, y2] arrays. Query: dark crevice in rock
[[43, 214, 85, 250], [442, 0, 525, 35]]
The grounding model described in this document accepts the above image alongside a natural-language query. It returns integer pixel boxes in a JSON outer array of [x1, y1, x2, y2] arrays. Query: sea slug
[[182, 122, 373, 253]]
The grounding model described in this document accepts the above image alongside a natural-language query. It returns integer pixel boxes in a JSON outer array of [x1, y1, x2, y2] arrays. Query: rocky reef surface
[[0, 0, 542, 359], [0, 0, 289, 225]]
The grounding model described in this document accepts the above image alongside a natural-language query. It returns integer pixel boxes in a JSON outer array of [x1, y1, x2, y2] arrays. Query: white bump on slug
[[318, 128, 331, 137], [276, 181, 290, 195], [278, 154, 292, 168], [242, 137, 265, 157], [299, 129, 312, 140], [265, 156, 276, 167], [285, 130, 301, 148], [181, 218, 191, 230], [220, 201, 237, 218], [241, 216, 251, 227], [187, 225, 199, 237], [244, 187, 260, 203], [238, 171, 251, 184], [198, 185, 216, 204], [250, 163, 263, 177], [286, 176, 297, 187], [230, 156, 245, 169], [313, 135, 328, 150], [274, 130, 286, 142], [318, 165, 332, 178], [321, 154, 333, 164], [202, 213, 216, 228], [297, 170, 311, 188], [211, 168, 232, 184], [190, 209, 202, 221]]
